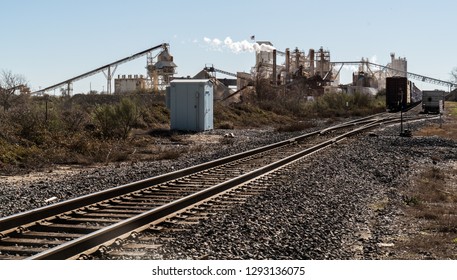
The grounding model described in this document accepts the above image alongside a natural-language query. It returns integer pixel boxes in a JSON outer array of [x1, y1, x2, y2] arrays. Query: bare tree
[[0, 70, 29, 112], [451, 67, 457, 84]]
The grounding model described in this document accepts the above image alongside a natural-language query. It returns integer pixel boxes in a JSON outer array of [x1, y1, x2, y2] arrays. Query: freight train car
[[386, 76, 422, 112], [410, 81, 422, 104], [386, 76, 408, 112], [422, 90, 445, 113]]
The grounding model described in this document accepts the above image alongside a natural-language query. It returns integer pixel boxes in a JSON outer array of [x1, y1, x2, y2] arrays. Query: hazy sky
[[1, 0, 455, 93]]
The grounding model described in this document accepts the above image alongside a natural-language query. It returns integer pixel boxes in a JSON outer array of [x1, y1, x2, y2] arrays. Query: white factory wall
[[114, 75, 147, 94]]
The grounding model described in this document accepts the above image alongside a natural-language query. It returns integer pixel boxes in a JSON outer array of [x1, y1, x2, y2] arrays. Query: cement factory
[[34, 41, 455, 100], [106, 41, 454, 101], [112, 44, 411, 98], [31, 41, 456, 132]]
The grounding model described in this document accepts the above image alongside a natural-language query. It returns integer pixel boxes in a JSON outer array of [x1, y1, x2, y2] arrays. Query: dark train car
[[410, 81, 422, 104], [386, 76, 409, 112], [422, 90, 445, 113]]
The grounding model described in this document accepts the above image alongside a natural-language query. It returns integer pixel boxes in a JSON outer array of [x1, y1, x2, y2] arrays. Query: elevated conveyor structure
[[331, 61, 457, 91], [33, 44, 168, 95], [204, 65, 246, 79]]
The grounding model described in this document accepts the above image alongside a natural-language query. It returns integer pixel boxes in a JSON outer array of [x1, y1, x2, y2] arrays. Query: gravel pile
[[1, 118, 456, 260]]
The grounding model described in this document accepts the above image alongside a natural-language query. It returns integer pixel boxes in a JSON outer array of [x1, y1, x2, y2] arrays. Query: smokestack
[[272, 49, 277, 85], [309, 49, 315, 76], [320, 47, 324, 77], [295, 48, 300, 70], [285, 48, 290, 74]]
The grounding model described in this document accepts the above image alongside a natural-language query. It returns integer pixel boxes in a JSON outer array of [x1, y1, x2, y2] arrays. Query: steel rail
[[2, 117, 378, 233], [0, 132, 314, 234], [0, 113, 406, 236], [28, 117, 397, 260], [1, 113, 427, 260]]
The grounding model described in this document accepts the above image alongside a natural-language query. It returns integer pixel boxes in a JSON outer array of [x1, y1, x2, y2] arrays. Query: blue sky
[[1, 0, 455, 93]]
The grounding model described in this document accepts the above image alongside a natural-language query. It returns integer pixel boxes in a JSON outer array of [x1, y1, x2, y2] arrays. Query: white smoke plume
[[203, 36, 275, 53], [341, 55, 378, 72], [369, 55, 378, 64], [343, 65, 359, 72]]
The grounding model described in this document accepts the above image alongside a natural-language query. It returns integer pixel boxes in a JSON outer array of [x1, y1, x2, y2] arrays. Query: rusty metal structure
[[249, 42, 457, 95], [251, 43, 334, 94], [332, 59, 457, 92], [146, 45, 177, 93]]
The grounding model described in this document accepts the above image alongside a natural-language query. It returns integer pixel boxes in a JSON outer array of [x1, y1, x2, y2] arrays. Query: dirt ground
[[1, 103, 456, 259], [384, 101, 457, 259]]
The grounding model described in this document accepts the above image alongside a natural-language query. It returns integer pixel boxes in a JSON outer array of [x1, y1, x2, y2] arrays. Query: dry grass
[[415, 101, 457, 141], [155, 149, 183, 160], [397, 164, 457, 259], [392, 102, 457, 259], [275, 121, 316, 132]]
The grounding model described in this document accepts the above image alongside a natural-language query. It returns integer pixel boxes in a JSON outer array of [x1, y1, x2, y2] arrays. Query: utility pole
[[399, 87, 403, 135]]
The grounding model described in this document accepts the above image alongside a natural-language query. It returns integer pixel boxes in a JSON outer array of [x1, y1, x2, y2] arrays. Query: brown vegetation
[[415, 101, 457, 141], [397, 165, 457, 259], [0, 94, 170, 174], [215, 79, 385, 129], [394, 101, 457, 259], [0, 80, 385, 175]]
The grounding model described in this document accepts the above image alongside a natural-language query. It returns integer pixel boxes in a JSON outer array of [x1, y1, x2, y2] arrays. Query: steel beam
[[33, 44, 167, 95]]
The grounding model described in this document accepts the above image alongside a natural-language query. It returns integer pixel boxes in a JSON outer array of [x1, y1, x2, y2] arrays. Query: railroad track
[[0, 112, 436, 260]]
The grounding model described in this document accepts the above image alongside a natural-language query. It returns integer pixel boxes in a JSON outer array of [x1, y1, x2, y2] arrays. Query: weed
[[276, 121, 315, 132], [220, 137, 235, 145], [402, 195, 420, 206], [400, 163, 457, 258], [217, 121, 235, 129], [169, 134, 185, 143], [156, 149, 183, 160]]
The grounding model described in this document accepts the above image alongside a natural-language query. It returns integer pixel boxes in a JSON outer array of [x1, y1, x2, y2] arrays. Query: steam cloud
[[342, 55, 379, 71], [203, 36, 275, 53]]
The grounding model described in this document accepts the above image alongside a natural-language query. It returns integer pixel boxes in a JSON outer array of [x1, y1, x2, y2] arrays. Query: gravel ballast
[[1, 119, 456, 260], [145, 121, 457, 260]]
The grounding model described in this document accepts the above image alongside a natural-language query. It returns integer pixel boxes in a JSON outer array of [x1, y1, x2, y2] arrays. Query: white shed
[[167, 79, 214, 131]]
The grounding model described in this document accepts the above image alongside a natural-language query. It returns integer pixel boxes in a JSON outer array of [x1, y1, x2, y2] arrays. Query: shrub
[[276, 121, 315, 132], [217, 121, 235, 129], [92, 98, 139, 139], [156, 148, 183, 160]]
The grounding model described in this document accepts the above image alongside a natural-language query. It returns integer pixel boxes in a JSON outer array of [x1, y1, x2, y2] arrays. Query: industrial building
[[251, 43, 333, 88], [112, 46, 177, 94], [114, 75, 147, 94], [147, 46, 177, 93]]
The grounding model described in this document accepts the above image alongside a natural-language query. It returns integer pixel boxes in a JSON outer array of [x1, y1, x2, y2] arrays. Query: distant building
[[387, 53, 407, 77], [114, 75, 147, 94]]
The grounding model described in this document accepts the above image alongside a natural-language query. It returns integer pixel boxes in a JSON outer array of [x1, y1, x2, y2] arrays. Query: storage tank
[[167, 79, 213, 132]]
